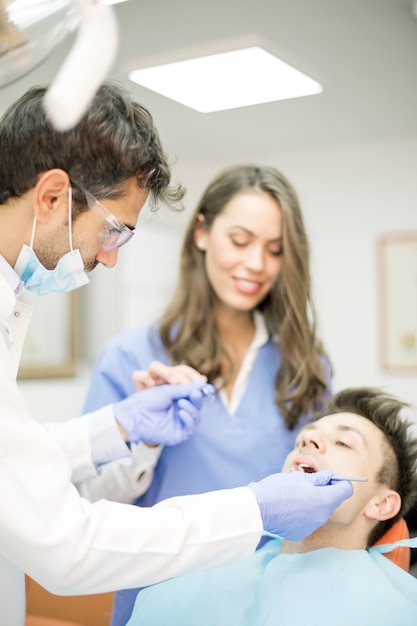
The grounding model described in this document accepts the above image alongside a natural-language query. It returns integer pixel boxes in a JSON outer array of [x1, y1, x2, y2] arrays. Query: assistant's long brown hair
[[158, 164, 330, 428]]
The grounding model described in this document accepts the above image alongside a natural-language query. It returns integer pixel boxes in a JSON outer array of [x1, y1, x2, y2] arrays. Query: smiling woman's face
[[195, 189, 283, 315]]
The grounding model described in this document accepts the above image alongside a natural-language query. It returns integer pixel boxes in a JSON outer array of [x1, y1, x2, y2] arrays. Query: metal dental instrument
[[201, 385, 216, 401], [330, 475, 368, 482]]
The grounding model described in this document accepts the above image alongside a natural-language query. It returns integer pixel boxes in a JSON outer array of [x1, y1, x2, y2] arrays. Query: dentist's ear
[[33, 170, 70, 222], [365, 489, 401, 522]]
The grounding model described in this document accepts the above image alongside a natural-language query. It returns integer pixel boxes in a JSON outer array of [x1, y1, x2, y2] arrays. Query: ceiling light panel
[[128, 46, 322, 112]]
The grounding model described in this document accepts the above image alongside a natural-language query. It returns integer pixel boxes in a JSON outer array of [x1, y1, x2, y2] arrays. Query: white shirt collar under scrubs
[[218, 310, 270, 415]]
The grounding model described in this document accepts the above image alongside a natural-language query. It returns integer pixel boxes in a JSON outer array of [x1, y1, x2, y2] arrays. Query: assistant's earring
[[195, 240, 206, 251]]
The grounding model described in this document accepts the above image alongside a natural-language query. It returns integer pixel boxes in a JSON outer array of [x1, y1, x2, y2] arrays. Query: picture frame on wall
[[378, 233, 417, 371], [17, 291, 79, 379]]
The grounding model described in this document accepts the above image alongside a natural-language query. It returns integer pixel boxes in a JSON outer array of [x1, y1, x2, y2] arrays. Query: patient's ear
[[365, 489, 401, 522]]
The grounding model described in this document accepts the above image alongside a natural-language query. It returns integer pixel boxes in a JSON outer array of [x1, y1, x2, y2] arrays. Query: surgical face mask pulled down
[[14, 187, 89, 295]]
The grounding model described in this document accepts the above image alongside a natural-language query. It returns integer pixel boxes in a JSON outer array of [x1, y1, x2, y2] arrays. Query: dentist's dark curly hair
[[0, 80, 184, 215]]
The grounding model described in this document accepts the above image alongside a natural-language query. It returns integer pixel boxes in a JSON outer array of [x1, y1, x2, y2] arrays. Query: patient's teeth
[[298, 463, 315, 473]]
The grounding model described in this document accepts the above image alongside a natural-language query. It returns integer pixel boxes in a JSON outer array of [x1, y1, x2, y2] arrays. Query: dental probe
[[330, 475, 368, 482]]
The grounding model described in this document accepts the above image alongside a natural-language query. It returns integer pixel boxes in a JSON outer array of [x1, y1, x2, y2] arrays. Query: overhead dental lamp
[[0, 0, 119, 130]]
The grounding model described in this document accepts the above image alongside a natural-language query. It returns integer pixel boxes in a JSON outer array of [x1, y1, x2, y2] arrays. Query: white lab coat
[[0, 273, 262, 626]]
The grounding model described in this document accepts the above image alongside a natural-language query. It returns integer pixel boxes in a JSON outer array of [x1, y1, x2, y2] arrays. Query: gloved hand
[[114, 380, 214, 446], [248, 471, 353, 540]]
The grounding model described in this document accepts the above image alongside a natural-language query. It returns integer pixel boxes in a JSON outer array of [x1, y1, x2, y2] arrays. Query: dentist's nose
[[96, 248, 119, 268]]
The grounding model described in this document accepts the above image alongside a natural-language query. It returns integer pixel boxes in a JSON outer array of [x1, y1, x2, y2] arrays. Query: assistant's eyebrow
[[227, 225, 283, 243]]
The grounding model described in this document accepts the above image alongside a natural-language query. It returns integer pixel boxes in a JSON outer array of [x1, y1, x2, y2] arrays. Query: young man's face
[[282, 412, 392, 527]]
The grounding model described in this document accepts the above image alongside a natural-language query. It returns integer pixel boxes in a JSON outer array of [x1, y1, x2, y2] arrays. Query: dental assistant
[[0, 82, 352, 626]]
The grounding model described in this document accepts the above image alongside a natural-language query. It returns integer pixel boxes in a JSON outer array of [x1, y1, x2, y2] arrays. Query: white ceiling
[[1, 0, 417, 165]]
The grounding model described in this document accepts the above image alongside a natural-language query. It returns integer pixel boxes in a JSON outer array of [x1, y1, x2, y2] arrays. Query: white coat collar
[[0, 261, 18, 320], [0, 254, 22, 292]]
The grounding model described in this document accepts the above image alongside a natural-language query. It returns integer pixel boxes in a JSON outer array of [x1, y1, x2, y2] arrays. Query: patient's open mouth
[[298, 463, 316, 473], [290, 457, 319, 474]]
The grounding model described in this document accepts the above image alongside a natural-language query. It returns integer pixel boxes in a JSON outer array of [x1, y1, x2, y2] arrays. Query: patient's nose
[[299, 431, 326, 452]]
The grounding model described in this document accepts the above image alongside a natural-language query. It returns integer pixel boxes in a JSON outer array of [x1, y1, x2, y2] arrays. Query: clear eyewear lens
[[98, 223, 135, 251], [76, 184, 135, 251]]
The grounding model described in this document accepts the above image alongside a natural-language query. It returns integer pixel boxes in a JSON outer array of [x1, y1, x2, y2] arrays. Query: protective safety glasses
[[76, 184, 135, 251]]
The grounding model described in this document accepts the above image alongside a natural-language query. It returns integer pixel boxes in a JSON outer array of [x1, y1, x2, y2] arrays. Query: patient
[[127, 387, 417, 626]]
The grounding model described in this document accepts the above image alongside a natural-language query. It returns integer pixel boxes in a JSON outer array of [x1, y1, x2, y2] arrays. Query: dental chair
[[25, 575, 113, 626], [373, 517, 410, 570], [26, 618, 88, 626]]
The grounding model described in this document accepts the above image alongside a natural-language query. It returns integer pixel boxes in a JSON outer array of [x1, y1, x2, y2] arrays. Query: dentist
[[0, 81, 352, 626]]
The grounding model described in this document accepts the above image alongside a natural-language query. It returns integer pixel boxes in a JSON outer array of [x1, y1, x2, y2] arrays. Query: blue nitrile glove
[[248, 470, 353, 540], [113, 381, 214, 445]]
